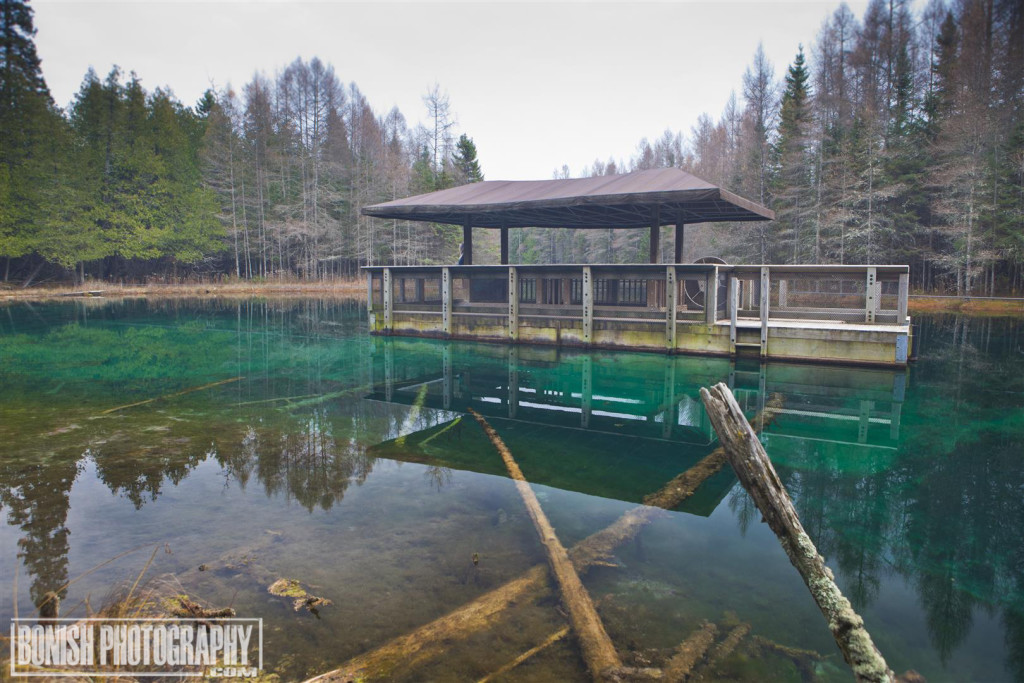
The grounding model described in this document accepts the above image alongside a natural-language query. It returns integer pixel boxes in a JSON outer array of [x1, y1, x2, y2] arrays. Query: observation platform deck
[[364, 263, 912, 368]]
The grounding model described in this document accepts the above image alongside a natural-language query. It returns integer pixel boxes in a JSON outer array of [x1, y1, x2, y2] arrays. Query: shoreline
[[1, 280, 365, 302], [4, 284, 1024, 317], [908, 295, 1024, 316]]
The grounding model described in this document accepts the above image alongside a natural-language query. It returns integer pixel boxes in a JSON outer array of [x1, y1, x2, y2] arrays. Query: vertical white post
[[383, 267, 393, 332], [866, 267, 877, 323], [730, 276, 739, 355], [441, 267, 452, 335], [760, 266, 770, 358], [366, 271, 373, 325], [582, 266, 593, 345], [508, 266, 519, 341], [779, 279, 788, 308], [705, 266, 719, 325], [897, 272, 909, 323], [665, 265, 677, 350]]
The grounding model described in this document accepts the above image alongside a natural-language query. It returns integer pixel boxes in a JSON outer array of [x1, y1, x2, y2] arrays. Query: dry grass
[[1, 278, 364, 302], [909, 296, 1024, 317]]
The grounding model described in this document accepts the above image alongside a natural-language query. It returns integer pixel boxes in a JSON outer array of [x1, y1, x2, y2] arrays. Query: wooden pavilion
[[362, 167, 774, 265], [361, 169, 912, 367]]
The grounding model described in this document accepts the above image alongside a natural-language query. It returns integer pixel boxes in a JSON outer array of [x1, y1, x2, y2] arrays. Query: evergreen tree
[[774, 46, 814, 262], [452, 133, 483, 183], [0, 0, 64, 281]]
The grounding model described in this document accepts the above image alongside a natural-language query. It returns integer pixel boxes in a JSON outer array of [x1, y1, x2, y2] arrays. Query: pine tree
[[452, 134, 483, 183], [0, 0, 64, 281], [774, 46, 814, 262]]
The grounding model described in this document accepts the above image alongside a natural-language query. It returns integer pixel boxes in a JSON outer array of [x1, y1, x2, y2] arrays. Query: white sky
[[33, 0, 870, 180]]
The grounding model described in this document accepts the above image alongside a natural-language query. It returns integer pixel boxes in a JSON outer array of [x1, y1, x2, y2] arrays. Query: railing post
[[508, 266, 519, 342], [760, 266, 770, 358], [897, 272, 909, 323], [383, 267, 393, 332], [582, 266, 593, 345], [665, 265, 677, 350], [730, 276, 739, 355], [705, 266, 719, 325], [366, 271, 373, 325], [779, 279, 788, 308], [866, 267, 877, 323], [441, 267, 452, 335]]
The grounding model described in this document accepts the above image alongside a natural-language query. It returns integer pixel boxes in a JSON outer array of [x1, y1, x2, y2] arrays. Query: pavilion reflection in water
[[366, 337, 907, 511]]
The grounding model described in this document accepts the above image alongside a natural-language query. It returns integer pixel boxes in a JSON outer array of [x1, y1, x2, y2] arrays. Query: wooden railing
[[365, 263, 911, 361]]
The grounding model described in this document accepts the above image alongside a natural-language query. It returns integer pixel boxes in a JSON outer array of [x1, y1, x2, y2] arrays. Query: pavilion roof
[[362, 167, 773, 228]]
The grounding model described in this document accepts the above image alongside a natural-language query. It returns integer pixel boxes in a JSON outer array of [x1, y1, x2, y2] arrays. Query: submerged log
[[306, 395, 785, 683], [663, 620, 717, 682], [694, 622, 751, 680], [100, 376, 244, 414], [699, 383, 895, 683], [477, 626, 570, 683], [468, 408, 622, 679]]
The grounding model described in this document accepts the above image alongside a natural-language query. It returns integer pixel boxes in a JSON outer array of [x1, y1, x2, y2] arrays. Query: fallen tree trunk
[[699, 383, 894, 683], [663, 620, 717, 682], [100, 376, 244, 415], [306, 394, 785, 683], [477, 626, 570, 683], [467, 408, 622, 679]]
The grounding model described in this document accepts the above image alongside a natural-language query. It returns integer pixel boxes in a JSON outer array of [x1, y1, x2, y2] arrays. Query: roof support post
[[500, 226, 509, 265], [675, 214, 685, 263], [463, 220, 473, 265], [649, 206, 661, 264]]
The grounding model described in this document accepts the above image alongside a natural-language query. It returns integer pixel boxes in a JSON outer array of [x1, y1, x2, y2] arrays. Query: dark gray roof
[[362, 167, 774, 228]]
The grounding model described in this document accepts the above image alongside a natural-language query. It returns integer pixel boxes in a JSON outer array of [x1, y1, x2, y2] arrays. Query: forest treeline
[[0, 0, 1022, 294]]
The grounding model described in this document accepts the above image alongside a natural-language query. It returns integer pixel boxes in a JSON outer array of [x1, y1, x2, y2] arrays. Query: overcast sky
[[33, 0, 870, 180]]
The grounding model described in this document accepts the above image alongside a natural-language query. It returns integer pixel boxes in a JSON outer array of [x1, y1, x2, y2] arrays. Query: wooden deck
[[364, 264, 912, 367]]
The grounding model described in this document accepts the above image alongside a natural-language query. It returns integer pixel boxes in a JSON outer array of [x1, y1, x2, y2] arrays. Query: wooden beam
[[463, 221, 473, 265], [649, 206, 661, 264], [500, 226, 509, 265]]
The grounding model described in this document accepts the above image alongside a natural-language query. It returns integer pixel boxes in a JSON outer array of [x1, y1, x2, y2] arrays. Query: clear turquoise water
[[0, 298, 1021, 681]]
